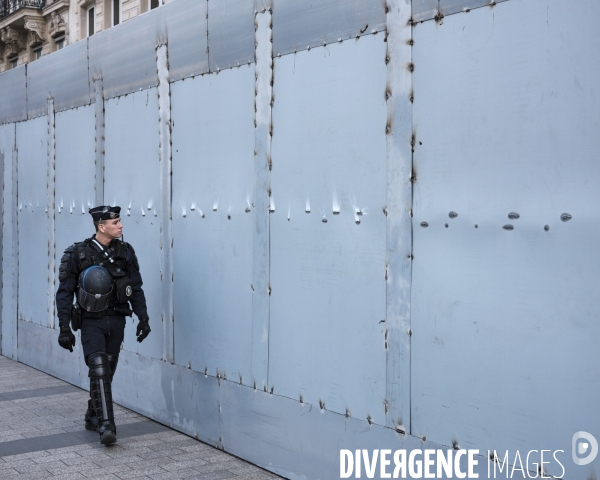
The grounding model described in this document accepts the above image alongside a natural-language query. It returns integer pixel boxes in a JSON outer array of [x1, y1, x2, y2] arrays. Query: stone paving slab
[[0, 356, 283, 479]]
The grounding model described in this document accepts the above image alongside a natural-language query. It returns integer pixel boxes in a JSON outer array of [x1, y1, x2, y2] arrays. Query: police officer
[[55, 206, 151, 445]]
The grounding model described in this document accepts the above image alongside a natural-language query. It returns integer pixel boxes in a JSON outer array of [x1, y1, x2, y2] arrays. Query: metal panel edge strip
[[385, 0, 413, 433], [252, 10, 272, 391], [12, 131, 19, 359], [157, 44, 174, 363], [47, 97, 56, 329], [94, 78, 104, 207]]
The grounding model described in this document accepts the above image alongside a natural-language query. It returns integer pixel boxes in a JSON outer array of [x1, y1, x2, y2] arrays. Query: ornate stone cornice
[[1, 27, 27, 54], [24, 17, 46, 46]]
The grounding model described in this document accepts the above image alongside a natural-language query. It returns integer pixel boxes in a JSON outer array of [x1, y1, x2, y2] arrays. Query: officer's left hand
[[136, 319, 151, 343]]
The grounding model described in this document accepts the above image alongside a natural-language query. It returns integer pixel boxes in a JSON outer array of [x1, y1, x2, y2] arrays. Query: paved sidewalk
[[0, 356, 282, 480]]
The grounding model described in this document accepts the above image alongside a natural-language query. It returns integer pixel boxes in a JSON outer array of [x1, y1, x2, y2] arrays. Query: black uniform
[[56, 206, 151, 446], [56, 235, 149, 353]]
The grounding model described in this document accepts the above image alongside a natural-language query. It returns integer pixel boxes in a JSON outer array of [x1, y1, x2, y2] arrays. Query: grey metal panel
[[104, 89, 163, 359], [412, 0, 438, 22], [272, 0, 386, 56], [88, 7, 165, 99], [0, 67, 27, 124], [54, 106, 96, 302], [385, 0, 413, 432], [269, 35, 389, 425], [0, 124, 17, 358], [26, 40, 91, 118], [164, 0, 209, 80], [170, 66, 256, 383], [208, 0, 255, 71], [17, 117, 49, 327], [411, 1, 600, 477]]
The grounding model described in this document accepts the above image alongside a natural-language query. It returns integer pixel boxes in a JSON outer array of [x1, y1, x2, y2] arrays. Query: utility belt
[[71, 303, 133, 331]]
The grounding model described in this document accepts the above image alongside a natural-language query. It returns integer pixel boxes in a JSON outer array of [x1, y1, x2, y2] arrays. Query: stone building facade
[[0, 0, 161, 72]]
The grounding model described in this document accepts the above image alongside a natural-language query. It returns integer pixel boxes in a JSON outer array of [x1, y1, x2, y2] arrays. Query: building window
[[55, 36, 65, 50], [9, 56, 18, 69], [113, 0, 120, 25], [150, 0, 159, 10], [33, 47, 42, 60], [87, 6, 95, 36]]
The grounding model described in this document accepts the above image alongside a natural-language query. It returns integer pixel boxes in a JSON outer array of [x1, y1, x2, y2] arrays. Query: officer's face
[[99, 218, 123, 239]]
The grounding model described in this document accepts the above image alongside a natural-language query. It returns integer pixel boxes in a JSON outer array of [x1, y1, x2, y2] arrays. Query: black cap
[[89, 206, 121, 222]]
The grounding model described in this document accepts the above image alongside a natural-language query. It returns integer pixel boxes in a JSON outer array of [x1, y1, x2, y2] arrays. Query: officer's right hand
[[58, 325, 76, 352]]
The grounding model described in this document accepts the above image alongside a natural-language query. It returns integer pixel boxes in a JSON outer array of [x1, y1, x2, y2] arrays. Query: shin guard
[[88, 352, 117, 445]]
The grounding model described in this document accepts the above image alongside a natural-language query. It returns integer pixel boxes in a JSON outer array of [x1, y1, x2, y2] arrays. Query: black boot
[[88, 352, 117, 445], [84, 398, 99, 431]]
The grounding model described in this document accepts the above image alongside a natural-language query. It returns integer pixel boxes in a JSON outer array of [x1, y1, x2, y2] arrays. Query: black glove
[[58, 325, 76, 352], [136, 319, 151, 343]]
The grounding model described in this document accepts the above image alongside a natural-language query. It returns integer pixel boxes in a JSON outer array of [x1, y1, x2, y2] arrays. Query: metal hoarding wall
[[411, 1, 600, 477], [0, 0, 598, 478]]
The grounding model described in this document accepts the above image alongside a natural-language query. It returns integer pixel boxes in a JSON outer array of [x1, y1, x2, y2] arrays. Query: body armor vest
[[74, 238, 134, 318]]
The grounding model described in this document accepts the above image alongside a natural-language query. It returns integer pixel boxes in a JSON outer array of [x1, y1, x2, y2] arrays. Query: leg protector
[[88, 352, 117, 445], [106, 353, 119, 382]]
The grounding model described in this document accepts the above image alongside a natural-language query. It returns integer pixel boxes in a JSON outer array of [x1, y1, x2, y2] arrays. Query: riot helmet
[[77, 266, 113, 312]]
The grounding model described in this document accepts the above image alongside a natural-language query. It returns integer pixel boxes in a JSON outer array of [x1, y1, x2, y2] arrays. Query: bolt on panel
[[103, 89, 164, 359], [412, 0, 439, 22], [269, 35, 389, 425], [27, 40, 91, 119], [0, 67, 27, 124], [208, 0, 255, 71], [272, 0, 386, 56], [89, 7, 165, 100], [411, 0, 600, 470], [17, 116, 50, 327], [170, 66, 256, 382], [164, 0, 209, 81]]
